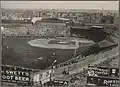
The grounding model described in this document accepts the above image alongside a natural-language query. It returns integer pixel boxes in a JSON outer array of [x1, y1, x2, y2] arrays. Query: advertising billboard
[[87, 66, 119, 86], [1, 65, 32, 86], [88, 66, 119, 77], [33, 69, 54, 85], [87, 76, 119, 86]]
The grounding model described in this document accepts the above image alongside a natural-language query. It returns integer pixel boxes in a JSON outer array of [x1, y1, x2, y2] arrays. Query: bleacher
[[2, 22, 69, 37]]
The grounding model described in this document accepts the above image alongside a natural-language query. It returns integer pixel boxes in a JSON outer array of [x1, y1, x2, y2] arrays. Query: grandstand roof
[[98, 30, 118, 48], [98, 40, 117, 48]]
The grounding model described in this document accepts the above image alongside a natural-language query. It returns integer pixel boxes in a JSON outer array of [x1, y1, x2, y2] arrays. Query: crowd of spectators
[[2, 22, 69, 37], [29, 23, 69, 37], [2, 26, 28, 36], [1, 8, 118, 37]]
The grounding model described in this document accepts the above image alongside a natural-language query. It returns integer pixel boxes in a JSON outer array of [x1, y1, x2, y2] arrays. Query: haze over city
[[1, 1, 119, 10]]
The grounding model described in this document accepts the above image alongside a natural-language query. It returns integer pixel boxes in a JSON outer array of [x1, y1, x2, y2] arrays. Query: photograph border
[[0, 1, 119, 87]]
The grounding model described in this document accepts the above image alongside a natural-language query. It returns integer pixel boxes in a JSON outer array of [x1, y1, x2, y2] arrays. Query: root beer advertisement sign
[[1, 65, 32, 86]]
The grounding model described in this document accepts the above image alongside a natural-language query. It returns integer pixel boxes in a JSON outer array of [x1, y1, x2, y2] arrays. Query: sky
[[1, 1, 119, 10]]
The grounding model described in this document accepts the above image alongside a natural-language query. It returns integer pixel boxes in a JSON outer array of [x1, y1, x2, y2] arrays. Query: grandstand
[[2, 20, 68, 37], [2, 16, 118, 68]]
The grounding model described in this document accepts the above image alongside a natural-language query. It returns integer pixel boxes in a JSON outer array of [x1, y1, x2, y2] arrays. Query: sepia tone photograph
[[1, 1, 119, 87]]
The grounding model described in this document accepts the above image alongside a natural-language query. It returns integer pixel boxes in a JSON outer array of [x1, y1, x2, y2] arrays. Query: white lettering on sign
[[2, 75, 29, 82], [2, 75, 14, 80], [1, 65, 32, 85], [5, 70, 29, 76], [103, 79, 119, 86]]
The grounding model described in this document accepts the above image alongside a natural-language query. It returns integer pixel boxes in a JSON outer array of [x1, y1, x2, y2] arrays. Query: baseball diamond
[[28, 37, 94, 49]]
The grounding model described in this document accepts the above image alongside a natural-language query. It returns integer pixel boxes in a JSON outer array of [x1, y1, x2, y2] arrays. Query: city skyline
[[1, 1, 119, 10]]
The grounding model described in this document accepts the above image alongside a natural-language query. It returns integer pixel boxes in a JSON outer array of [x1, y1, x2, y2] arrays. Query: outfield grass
[[2, 36, 92, 70]]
